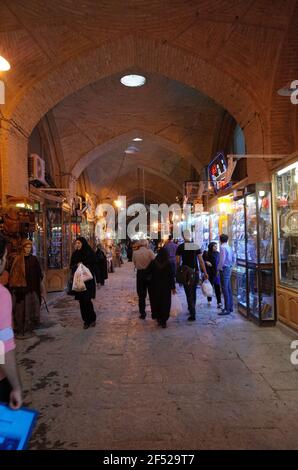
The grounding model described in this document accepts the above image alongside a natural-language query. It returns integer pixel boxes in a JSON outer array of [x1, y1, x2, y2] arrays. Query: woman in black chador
[[147, 248, 176, 328], [70, 237, 99, 329], [95, 243, 108, 286]]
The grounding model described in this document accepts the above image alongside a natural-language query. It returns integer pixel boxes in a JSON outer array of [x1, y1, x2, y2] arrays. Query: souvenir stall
[[1, 199, 36, 264], [273, 161, 298, 330]]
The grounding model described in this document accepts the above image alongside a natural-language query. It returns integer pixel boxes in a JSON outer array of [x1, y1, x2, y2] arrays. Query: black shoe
[[139, 314, 146, 319], [161, 322, 167, 328], [187, 316, 196, 321], [83, 323, 90, 329], [218, 310, 230, 316]]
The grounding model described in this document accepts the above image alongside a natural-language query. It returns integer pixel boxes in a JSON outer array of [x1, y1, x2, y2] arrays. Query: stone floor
[[16, 262, 298, 450]]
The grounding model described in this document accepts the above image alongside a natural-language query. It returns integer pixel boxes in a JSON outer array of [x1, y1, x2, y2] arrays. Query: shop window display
[[46, 208, 62, 269], [209, 213, 219, 242], [275, 163, 298, 289], [244, 184, 275, 323], [231, 185, 275, 323], [231, 198, 245, 261]]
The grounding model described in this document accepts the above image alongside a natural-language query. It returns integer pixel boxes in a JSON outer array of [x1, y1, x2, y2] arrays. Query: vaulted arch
[[2, 34, 267, 199]]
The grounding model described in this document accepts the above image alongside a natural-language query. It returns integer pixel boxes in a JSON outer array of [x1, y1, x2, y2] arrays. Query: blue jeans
[[220, 266, 233, 312]]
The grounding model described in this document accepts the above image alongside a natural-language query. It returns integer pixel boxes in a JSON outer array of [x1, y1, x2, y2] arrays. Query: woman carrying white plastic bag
[[70, 238, 100, 329], [201, 279, 214, 298], [72, 264, 87, 292], [170, 293, 182, 318]]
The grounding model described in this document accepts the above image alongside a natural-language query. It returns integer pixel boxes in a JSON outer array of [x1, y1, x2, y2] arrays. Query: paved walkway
[[17, 262, 298, 450]]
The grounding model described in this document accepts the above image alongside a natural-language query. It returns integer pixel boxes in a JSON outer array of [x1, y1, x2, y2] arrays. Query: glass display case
[[231, 197, 246, 262], [236, 265, 248, 315], [244, 184, 275, 324], [209, 213, 219, 242], [202, 213, 210, 251], [62, 211, 71, 269], [46, 207, 62, 269], [275, 162, 298, 290], [230, 196, 246, 302], [194, 213, 209, 251], [32, 205, 46, 273]]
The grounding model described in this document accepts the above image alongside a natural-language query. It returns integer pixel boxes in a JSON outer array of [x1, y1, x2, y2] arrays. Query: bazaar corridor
[[16, 261, 298, 450]]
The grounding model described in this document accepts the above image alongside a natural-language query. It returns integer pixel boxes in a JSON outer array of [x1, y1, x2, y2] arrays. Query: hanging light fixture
[[0, 55, 10, 71], [133, 137, 143, 142]]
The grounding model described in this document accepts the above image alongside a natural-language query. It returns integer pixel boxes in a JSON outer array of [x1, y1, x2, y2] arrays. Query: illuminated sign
[[208, 152, 232, 193]]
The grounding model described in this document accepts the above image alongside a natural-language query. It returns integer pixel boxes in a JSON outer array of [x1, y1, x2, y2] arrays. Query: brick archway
[[2, 35, 267, 199]]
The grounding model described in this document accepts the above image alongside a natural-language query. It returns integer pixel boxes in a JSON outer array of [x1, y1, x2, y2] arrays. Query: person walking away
[[132, 240, 155, 319], [176, 230, 208, 321], [204, 242, 222, 308], [126, 241, 133, 262], [147, 248, 176, 328], [95, 243, 108, 286], [0, 234, 23, 409], [217, 234, 235, 315], [164, 235, 178, 277], [70, 237, 99, 329], [9, 239, 43, 338]]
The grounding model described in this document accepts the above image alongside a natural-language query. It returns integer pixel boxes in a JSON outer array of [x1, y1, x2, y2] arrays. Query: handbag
[[66, 275, 75, 295]]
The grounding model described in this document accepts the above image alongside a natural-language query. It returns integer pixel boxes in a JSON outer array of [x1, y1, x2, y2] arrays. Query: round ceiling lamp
[[120, 74, 146, 87], [0, 55, 11, 71], [277, 83, 297, 96], [133, 137, 143, 142], [125, 145, 139, 154]]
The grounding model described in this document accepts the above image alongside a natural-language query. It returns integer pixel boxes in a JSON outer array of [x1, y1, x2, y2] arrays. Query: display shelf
[[275, 163, 298, 291], [244, 184, 275, 324], [46, 208, 62, 269]]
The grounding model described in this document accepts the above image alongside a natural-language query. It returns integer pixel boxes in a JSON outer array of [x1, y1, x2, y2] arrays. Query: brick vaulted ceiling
[[0, 0, 297, 201], [52, 72, 224, 202]]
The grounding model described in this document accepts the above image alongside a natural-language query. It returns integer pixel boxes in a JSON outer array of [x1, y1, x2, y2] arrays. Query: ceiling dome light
[[133, 137, 143, 142], [0, 55, 11, 71], [125, 145, 139, 154], [120, 74, 146, 87]]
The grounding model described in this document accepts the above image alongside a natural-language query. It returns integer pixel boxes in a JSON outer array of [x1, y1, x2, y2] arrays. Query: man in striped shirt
[[0, 234, 22, 409]]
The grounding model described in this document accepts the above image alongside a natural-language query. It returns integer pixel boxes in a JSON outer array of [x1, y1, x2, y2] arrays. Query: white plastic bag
[[170, 294, 183, 317], [79, 263, 93, 282], [201, 279, 213, 298], [72, 264, 87, 292]]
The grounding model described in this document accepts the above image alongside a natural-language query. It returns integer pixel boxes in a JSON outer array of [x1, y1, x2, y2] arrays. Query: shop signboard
[[208, 151, 235, 194]]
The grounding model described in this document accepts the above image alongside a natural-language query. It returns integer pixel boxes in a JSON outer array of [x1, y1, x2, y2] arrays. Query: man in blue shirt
[[164, 235, 178, 277], [217, 234, 235, 315]]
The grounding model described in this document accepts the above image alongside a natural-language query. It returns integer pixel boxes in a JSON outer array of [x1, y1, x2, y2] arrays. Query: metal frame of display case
[[46, 204, 72, 292], [243, 183, 277, 326]]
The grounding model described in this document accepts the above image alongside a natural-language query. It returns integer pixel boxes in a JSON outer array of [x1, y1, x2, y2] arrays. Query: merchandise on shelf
[[275, 162, 298, 290], [46, 208, 62, 269]]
